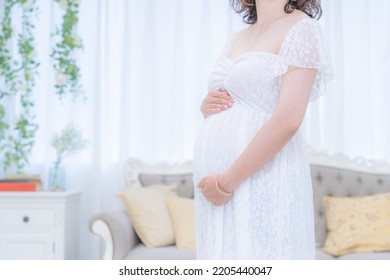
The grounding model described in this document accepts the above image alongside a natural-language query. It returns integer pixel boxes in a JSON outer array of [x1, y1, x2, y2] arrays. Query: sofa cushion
[[117, 183, 178, 247], [310, 164, 390, 247], [315, 248, 335, 260], [337, 252, 390, 260], [126, 244, 196, 260], [316, 248, 390, 260], [322, 191, 390, 256], [165, 196, 196, 251]]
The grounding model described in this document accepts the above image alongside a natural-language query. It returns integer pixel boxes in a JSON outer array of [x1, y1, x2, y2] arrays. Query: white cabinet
[[0, 191, 82, 260]]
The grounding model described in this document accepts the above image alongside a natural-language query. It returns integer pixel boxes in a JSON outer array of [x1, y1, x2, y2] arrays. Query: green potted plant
[[49, 123, 87, 191]]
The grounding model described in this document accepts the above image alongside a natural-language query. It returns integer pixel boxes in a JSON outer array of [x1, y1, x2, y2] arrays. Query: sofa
[[89, 149, 390, 260]]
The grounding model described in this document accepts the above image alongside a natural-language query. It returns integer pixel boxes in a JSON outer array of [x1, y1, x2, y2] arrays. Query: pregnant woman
[[192, 0, 333, 259]]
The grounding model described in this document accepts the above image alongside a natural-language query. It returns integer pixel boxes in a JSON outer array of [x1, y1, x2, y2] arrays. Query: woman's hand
[[200, 90, 234, 118], [197, 173, 237, 206]]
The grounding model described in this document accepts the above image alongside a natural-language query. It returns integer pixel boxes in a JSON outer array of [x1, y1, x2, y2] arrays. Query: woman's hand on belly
[[200, 89, 234, 119], [197, 174, 233, 206]]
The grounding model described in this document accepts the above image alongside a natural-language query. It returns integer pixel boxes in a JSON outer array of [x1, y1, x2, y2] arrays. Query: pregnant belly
[[192, 105, 270, 186]]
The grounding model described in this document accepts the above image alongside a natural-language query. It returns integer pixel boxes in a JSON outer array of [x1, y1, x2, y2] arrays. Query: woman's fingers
[[208, 91, 233, 106], [206, 103, 226, 111], [204, 98, 232, 110], [209, 97, 232, 107], [201, 102, 224, 116], [200, 90, 234, 118], [209, 89, 230, 97], [210, 90, 233, 100], [197, 178, 204, 189], [207, 195, 230, 206], [199, 176, 232, 206]]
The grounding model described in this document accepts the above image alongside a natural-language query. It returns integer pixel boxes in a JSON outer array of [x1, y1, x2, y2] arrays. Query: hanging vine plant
[[0, 0, 39, 172], [0, 1, 16, 99], [51, 0, 83, 98], [0, 0, 16, 152]]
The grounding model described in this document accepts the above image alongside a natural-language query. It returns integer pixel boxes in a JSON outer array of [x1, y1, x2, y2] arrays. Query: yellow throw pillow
[[165, 196, 196, 251], [322, 192, 390, 256], [117, 183, 177, 247]]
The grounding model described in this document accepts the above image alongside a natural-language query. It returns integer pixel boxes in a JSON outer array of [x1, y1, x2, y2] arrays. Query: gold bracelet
[[215, 175, 233, 196]]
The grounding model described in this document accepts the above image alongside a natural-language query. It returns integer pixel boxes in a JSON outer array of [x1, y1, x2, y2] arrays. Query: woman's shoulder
[[230, 25, 251, 44], [283, 10, 318, 31], [282, 11, 321, 43], [231, 10, 315, 39], [286, 9, 313, 22]]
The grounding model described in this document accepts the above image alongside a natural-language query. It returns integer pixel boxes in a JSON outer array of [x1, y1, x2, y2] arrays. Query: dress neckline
[[226, 17, 314, 64]]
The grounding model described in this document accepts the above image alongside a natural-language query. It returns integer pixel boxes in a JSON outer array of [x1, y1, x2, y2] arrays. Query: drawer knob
[[23, 216, 30, 223]]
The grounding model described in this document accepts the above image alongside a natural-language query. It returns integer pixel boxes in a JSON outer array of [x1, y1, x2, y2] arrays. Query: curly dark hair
[[231, 0, 323, 24]]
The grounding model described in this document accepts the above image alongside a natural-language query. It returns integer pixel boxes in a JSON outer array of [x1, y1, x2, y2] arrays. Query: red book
[[0, 181, 37, 192]]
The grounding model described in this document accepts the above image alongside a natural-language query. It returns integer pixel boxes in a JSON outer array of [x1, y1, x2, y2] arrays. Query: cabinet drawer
[[0, 210, 54, 227]]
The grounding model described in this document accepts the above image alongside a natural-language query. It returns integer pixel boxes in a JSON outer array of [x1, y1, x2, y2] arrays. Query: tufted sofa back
[[138, 173, 194, 198], [126, 157, 390, 249], [310, 164, 390, 246]]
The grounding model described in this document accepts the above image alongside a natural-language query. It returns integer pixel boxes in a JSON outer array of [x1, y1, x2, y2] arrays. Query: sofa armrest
[[89, 211, 140, 260]]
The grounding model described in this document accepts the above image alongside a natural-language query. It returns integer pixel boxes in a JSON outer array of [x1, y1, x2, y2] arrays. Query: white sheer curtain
[[3, 0, 245, 259], [303, 0, 390, 161], [1, 0, 389, 259]]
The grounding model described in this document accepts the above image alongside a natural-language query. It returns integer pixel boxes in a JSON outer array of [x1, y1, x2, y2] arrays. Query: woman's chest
[[207, 53, 288, 113], [207, 53, 286, 93]]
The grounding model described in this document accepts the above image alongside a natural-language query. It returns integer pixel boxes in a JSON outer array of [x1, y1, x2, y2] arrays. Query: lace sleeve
[[280, 19, 334, 102]]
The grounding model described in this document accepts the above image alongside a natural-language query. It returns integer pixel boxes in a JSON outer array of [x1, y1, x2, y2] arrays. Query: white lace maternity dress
[[192, 18, 333, 259]]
